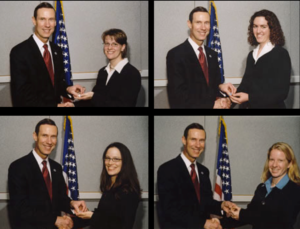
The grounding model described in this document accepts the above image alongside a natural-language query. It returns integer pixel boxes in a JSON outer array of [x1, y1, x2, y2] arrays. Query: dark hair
[[34, 2, 55, 19], [183, 123, 206, 139], [102, 29, 128, 58], [35, 119, 57, 136], [100, 142, 141, 199], [248, 9, 285, 46], [189, 6, 209, 22]]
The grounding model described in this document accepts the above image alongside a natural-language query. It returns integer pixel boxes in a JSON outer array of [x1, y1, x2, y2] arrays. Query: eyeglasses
[[104, 157, 122, 163], [103, 43, 119, 48]]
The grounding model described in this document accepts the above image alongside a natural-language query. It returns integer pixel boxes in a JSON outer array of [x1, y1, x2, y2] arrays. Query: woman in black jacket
[[230, 10, 291, 108], [76, 142, 141, 229], [223, 142, 300, 229]]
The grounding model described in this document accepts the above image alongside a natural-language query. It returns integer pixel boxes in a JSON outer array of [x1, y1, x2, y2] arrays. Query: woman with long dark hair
[[76, 142, 141, 229]]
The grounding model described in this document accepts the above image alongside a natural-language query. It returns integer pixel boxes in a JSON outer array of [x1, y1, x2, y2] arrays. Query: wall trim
[[0, 191, 148, 200], [0, 70, 149, 83], [154, 75, 300, 87], [154, 194, 253, 202]]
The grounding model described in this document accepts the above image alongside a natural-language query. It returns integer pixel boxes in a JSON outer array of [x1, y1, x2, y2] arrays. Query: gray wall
[[0, 1, 148, 107], [0, 116, 148, 229], [154, 116, 300, 228], [154, 1, 300, 108]]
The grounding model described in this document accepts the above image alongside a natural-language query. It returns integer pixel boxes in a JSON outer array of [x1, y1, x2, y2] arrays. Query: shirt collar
[[265, 174, 289, 196], [181, 152, 197, 168], [188, 37, 206, 57], [33, 33, 51, 50], [32, 148, 49, 165], [105, 58, 129, 74], [253, 41, 275, 63]]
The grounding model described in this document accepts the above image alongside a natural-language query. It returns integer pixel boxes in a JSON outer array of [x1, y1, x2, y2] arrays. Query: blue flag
[[214, 116, 232, 201], [62, 116, 79, 200], [207, 1, 225, 83], [53, 1, 73, 86]]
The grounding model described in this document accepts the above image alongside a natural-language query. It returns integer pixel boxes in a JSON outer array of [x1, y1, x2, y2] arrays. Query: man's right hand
[[57, 102, 75, 107], [55, 215, 73, 229], [204, 219, 222, 229], [213, 98, 231, 109]]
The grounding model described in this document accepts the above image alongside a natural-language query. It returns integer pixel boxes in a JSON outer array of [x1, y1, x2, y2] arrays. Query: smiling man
[[157, 123, 232, 229], [8, 118, 87, 229], [10, 2, 85, 107], [166, 6, 234, 109]]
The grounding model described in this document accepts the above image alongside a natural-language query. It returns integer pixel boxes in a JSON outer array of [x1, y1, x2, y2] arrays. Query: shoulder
[[10, 37, 32, 55], [122, 63, 141, 78], [272, 46, 290, 59], [9, 152, 32, 171], [158, 157, 179, 173], [167, 40, 189, 57]]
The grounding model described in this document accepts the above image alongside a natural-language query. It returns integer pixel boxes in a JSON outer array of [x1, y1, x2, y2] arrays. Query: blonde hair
[[261, 142, 300, 185]]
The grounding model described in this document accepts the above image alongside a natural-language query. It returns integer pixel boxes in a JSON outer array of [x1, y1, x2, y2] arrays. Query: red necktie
[[42, 161, 52, 201], [198, 47, 209, 86], [43, 44, 55, 86], [190, 164, 200, 203]]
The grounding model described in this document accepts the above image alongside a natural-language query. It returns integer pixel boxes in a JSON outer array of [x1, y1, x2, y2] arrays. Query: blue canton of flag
[[62, 116, 79, 200], [214, 117, 232, 201], [207, 1, 225, 83], [53, 1, 73, 86]]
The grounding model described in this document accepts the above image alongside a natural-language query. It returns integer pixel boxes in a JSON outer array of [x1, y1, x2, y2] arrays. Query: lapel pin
[[209, 55, 212, 58], [53, 169, 56, 172], [54, 52, 57, 55], [201, 171, 204, 175]]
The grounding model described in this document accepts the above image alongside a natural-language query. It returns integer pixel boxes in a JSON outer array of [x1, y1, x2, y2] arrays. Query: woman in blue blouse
[[223, 142, 300, 229]]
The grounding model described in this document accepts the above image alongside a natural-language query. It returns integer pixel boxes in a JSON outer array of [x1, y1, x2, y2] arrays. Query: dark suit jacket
[[236, 46, 291, 109], [8, 152, 73, 229], [167, 39, 222, 108], [10, 35, 71, 107], [157, 155, 222, 229], [221, 181, 300, 229], [75, 63, 141, 107]]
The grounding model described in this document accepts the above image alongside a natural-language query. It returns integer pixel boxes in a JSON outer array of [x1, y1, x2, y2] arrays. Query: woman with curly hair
[[75, 142, 141, 229], [221, 142, 300, 228], [230, 10, 291, 108]]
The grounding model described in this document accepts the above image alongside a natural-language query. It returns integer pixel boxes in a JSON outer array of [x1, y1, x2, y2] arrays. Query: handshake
[[204, 201, 241, 229]]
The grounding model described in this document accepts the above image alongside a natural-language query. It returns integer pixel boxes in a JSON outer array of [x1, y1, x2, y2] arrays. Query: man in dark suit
[[10, 2, 85, 107], [167, 6, 235, 109], [8, 118, 87, 229], [157, 123, 232, 229]]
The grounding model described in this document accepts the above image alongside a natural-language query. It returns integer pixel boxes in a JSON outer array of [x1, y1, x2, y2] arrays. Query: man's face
[[187, 12, 210, 46], [33, 124, 58, 159], [182, 129, 206, 162], [32, 8, 56, 43]]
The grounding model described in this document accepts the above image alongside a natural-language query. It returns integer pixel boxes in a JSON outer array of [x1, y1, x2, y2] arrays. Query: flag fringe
[[209, 1, 219, 27]]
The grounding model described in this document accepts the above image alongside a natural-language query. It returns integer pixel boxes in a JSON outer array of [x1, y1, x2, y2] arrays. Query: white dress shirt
[[253, 41, 275, 64], [188, 37, 208, 66], [33, 33, 55, 72], [32, 149, 52, 181], [181, 152, 200, 183], [104, 58, 129, 85]]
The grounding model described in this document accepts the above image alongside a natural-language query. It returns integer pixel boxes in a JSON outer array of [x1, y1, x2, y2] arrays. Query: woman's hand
[[219, 83, 237, 96], [230, 92, 249, 104], [74, 92, 94, 101], [76, 211, 94, 219]]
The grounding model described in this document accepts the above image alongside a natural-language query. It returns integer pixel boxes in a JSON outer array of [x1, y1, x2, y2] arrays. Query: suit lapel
[[50, 43, 59, 88], [49, 159, 57, 202], [28, 36, 55, 88]]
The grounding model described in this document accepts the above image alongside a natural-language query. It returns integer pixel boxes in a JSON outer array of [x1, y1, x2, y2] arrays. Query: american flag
[[62, 116, 79, 200], [53, 1, 73, 86], [207, 1, 225, 83], [213, 116, 232, 201]]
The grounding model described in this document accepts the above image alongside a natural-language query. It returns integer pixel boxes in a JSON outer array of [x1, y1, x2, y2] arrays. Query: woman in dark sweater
[[74, 29, 141, 107], [230, 10, 291, 108], [76, 142, 141, 229], [223, 142, 300, 229]]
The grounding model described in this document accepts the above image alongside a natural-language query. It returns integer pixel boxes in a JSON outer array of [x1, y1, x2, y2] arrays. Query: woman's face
[[105, 147, 122, 181], [268, 149, 290, 181], [253, 16, 270, 46], [103, 36, 125, 62]]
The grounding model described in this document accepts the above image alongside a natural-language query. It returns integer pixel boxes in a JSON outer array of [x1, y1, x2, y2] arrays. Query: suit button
[[261, 201, 265, 205]]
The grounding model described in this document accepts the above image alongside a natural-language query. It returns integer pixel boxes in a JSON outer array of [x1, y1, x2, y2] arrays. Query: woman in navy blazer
[[222, 142, 300, 229], [230, 10, 291, 108], [75, 29, 141, 107]]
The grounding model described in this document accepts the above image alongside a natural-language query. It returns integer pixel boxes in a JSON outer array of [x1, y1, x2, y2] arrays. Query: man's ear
[[32, 16, 37, 26], [182, 136, 187, 146], [33, 132, 38, 142], [187, 20, 192, 30]]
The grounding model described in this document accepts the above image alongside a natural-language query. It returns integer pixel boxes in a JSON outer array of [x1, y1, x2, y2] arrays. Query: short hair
[[34, 2, 55, 19], [261, 142, 300, 185], [183, 123, 206, 139], [35, 119, 58, 136], [189, 6, 209, 22], [102, 29, 128, 59], [100, 142, 141, 199], [248, 9, 285, 46]]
